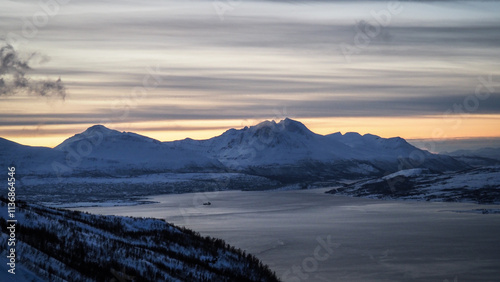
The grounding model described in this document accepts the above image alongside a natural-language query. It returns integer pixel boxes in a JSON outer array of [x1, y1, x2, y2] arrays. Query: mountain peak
[[250, 118, 313, 136], [55, 125, 160, 150], [278, 118, 312, 134], [82, 124, 118, 135]]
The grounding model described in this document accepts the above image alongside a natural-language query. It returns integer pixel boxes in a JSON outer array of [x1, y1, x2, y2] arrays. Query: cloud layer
[[0, 0, 499, 144], [0, 44, 66, 98]]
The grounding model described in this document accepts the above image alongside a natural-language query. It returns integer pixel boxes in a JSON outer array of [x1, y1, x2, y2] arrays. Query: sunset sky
[[1, 0, 499, 152]]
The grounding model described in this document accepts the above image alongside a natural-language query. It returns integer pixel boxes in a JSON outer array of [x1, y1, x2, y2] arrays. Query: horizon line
[[2, 117, 500, 151]]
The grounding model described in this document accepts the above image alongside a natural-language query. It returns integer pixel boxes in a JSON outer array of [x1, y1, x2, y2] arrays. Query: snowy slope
[[0, 254, 44, 282], [327, 132, 422, 160], [1, 119, 466, 181], [171, 118, 356, 168], [328, 166, 500, 204], [0, 137, 64, 175], [172, 118, 465, 174], [326, 131, 464, 172], [54, 125, 222, 174], [444, 147, 500, 166], [0, 198, 279, 281], [446, 147, 500, 160]]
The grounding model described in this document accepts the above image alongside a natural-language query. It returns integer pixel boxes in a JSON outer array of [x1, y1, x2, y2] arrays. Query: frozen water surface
[[74, 189, 500, 281]]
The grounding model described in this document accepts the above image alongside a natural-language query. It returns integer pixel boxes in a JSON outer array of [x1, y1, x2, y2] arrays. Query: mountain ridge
[[1, 119, 467, 180]]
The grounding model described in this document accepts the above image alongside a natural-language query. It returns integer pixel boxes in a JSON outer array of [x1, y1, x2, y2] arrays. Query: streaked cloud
[[0, 0, 499, 147]]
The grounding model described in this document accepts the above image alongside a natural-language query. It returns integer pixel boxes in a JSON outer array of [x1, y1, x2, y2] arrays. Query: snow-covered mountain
[[1, 118, 466, 181], [0, 125, 222, 178], [52, 124, 221, 175], [327, 166, 500, 204], [0, 137, 64, 175], [170, 118, 356, 167], [171, 118, 465, 180]]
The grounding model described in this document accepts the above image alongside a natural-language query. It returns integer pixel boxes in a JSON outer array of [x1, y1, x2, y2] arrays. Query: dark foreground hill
[[0, 198, 279, 282]]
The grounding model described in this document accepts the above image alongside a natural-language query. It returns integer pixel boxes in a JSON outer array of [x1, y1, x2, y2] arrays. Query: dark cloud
[[0, 44, 66, 98], [1, 0, 499, 133], [0, 92, 498, 128]]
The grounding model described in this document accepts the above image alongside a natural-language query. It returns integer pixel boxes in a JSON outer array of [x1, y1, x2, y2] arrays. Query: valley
[[74, 189, 500, 282]]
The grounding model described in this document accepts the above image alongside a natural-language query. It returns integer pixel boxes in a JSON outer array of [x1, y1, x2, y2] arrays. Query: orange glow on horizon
[[2, 115, 500, 148]]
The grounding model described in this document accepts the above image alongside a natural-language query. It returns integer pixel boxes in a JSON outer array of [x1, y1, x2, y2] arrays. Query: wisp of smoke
[[0, 43, 66, 99]]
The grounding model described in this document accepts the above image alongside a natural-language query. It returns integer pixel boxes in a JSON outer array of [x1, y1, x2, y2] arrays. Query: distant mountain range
[[443, 147, 500, 166], [1, 118, 466, 182]]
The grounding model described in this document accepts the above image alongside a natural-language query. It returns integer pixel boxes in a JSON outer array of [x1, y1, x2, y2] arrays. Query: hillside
[[444, 147, 500, 167], [327, 166, 500, 204], [0, 197, 279, 282]]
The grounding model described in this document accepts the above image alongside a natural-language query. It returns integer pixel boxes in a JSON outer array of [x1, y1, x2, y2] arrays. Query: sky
[[0, 0, 499, 151]]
